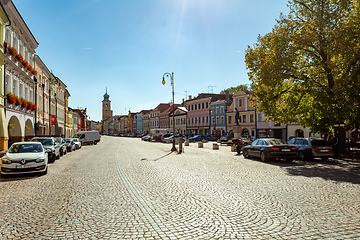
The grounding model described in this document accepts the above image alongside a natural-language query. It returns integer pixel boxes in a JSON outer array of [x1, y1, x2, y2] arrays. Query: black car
[[55, 138, 67, 156], [30, 137, 61, 163], [243, 138, 297, 162], [64, 138, 76, 152], [287, 137, 334, 161]]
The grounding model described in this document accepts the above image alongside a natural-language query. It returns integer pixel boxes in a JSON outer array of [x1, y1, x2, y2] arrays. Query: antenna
[[208, 85, 216, 93]]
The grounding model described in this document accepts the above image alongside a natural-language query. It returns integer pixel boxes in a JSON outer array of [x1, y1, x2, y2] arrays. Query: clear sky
[[14, 0, 290, 121]]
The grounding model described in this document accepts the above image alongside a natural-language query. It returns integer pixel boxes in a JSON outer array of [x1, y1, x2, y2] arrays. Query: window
[[206, 102, 208, 108], [250, 114, 254, 123], [221, 116, 224, 124], [228, 116, 232, 124], [239, 99, 243, 107], [202, 103, 204, 109], [242, 115, 247, 123], [258, 113, 263, 122]]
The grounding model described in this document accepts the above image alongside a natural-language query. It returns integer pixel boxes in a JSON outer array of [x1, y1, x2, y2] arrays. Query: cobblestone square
[[1, 136, 359, 239]]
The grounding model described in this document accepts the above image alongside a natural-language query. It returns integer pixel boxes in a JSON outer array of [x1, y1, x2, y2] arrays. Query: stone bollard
[[217, 139, 221, 144], [213, 143, 219, 150], [198, 142, 203, 148], [185, 139, 190, 146]]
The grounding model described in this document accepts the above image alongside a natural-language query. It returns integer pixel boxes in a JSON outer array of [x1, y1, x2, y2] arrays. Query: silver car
[[0, 142, 48, 176]]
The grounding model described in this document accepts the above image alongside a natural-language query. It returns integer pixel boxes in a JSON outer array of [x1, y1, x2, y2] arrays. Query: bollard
[[213, 143, 219, 150], [185, 139, 190, 146], [198, 142, 203, 148]]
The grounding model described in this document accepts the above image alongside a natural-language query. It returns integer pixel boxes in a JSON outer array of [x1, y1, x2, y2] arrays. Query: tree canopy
[[220, 84, 252, 95], [245, 0, 360, 133]]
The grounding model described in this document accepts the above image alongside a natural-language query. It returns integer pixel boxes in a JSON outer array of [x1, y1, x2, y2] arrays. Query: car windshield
[[311, 139, 330, 146], [33, 138, 53, 145], [266, 139, 288, 145], [73, 133, 80, 138], [55, 138, 62, 142], [64, 139, 71, 143], [73, 139, 79, 142], [9, 144, 43, 153]]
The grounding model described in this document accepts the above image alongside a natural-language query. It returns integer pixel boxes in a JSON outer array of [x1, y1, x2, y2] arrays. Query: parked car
[[55, 138, 67, 156], [160, 134, 172, 142], [243, 138, 297, 162], [30, 137, 60, 163], [220, 135, 232, 145], [0, 142, 48, 176], [287, 137, 334, 161], [163, 135, 184, 144], [64, 138, 76, 152], [141, 134, 151, 141], [188, 135, 210, 142], [73, 131, 101, 145], [72, 138, 82, 149]]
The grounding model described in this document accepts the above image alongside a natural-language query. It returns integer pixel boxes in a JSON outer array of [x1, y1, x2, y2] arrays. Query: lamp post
[[162, 72, 177, 152]]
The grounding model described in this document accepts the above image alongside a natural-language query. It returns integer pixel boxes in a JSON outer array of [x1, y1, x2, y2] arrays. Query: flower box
[[20, 98, 28, 109]]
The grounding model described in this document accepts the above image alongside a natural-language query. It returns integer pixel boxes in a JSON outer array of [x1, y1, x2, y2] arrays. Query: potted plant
[[27, 101, 33, 110], [15, 96, 22, 106], [30, 68, 37, 75], [20, 98, 28, 109], [6, 92, 16, 104], [32, 104, 37, 111], [15, 53, 23, 62], [21, 59, 28, 68], [7, 44, 17, 57]]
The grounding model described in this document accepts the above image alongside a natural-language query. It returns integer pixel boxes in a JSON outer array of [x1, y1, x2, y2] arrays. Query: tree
[[245, 0, 360, 135], [220, 84, 252, 95]]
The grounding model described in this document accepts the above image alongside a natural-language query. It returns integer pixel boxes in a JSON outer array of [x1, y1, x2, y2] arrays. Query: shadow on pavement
[[141, 151, 175, 162], [279, 159, 360, 184]]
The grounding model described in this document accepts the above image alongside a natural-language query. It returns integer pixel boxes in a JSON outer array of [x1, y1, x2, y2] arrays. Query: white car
[[73, 138, 82, 149], [0, 142, 48, 176]]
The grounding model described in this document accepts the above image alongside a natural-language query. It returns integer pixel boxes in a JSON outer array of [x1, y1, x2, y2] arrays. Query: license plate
[[320, 150, 328, 152], [15, 165, 32, 169], [282, 149, 290, 151]]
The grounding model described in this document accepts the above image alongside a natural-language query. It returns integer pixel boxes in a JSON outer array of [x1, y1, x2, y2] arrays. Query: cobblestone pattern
[[0, 136, 359, 239]]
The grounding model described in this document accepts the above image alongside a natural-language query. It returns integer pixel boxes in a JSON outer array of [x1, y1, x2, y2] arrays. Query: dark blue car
[[188, 135, 210, 142]]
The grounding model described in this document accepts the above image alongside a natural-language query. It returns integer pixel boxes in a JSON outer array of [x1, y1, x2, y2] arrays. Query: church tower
[[102, 88, 113, 121]]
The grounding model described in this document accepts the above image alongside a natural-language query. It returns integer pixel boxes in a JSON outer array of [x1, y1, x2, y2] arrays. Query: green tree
[[220, 84, 252, 95], [245, 0, 360, 134]]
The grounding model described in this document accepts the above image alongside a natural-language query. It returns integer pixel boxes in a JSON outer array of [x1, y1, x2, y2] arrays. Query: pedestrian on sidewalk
[[331, 134, 339, 159]]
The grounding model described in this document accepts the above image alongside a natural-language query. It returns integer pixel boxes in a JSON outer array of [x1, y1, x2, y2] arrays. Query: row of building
[[101, 90, 316, 140], [0, 1, 90, 150]]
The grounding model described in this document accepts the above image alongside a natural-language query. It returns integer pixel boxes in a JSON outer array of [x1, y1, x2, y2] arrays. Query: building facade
[[4, 1, 38, 146], [0, 2, 8, 150]]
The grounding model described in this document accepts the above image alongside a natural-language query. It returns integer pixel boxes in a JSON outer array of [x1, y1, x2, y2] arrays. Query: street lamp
[[162, 72, 177, 152]]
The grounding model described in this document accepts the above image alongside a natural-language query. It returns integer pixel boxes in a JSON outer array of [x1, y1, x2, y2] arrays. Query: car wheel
[[260, 151, 267, 162], [243, 149, 250, 159], [285, 158, 294, 162], [50, 155, 56, 163], [299, 151, 306, 161], [56, 153, 60, 159], [321, 157, 329, 161], [94, 141, 98, 145]]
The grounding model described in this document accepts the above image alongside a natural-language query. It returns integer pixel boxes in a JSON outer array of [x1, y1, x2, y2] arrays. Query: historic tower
[[102, 89, 113, 133], [102, 88, 113, 121]]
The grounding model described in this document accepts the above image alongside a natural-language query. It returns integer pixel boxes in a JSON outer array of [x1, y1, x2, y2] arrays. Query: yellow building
[[0, 3, 9, 150]]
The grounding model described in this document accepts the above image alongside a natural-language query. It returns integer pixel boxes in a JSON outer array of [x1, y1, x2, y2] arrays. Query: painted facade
[[0, 2, 8, 150], [4, 1, 38, 146]]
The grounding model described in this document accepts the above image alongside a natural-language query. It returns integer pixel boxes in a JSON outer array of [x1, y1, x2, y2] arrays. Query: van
[[73, 131, 101, 145]]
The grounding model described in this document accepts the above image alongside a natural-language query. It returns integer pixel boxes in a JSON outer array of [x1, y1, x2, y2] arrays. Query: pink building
[[185, 93, 228, 136]]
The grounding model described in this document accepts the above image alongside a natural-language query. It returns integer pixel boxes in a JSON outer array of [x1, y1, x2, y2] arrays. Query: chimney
[[189, 95, 192, 100]]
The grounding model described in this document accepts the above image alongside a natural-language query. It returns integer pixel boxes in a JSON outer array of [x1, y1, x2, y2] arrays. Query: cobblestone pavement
[[1, 136, 360, 239]]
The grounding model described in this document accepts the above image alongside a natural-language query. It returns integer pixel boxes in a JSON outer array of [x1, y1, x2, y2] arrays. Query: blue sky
[[14, 0, 289, 121]]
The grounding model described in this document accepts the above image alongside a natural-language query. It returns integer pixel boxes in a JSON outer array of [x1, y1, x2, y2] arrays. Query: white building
[[3, 1, 38, 145]]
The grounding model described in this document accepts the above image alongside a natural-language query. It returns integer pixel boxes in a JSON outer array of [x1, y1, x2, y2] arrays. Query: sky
[[14, 0, 290, 121]]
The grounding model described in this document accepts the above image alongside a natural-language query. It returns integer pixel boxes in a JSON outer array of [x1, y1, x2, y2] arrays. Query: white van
[[73, 131, 101, 145]]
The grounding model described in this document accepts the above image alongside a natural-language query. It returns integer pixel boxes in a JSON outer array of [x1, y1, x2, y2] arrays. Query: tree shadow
[[279, 160, 360, 184]]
